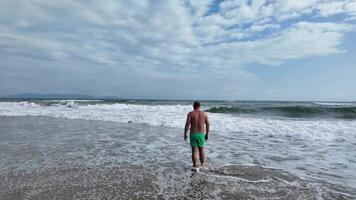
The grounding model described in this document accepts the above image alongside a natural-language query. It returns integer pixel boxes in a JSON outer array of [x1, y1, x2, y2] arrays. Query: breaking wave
[[1, 100, 356, 141], [205, 105, 356, 119]]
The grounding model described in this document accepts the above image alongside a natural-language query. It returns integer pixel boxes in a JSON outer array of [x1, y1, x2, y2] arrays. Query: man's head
[[193, 101, 200, 110]]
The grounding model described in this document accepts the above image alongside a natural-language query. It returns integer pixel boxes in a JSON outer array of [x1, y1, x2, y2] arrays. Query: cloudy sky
[[0, 0, 356, 100]]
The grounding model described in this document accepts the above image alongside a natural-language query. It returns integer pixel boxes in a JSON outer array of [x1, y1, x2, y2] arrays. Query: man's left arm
[[205, 114, 210, 141]]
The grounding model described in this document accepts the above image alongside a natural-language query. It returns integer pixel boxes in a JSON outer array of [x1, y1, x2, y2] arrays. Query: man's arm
[[184, 113, 191, 141], [205, 114, 210, 141]]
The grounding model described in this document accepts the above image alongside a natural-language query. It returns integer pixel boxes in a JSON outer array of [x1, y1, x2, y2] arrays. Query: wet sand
[[0, 116, 355, 199]]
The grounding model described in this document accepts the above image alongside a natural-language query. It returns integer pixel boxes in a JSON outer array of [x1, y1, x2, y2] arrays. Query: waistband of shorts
[[190, 132, 204, 135]]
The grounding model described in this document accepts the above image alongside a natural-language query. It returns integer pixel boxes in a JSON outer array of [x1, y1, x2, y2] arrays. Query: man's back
[[184, 101, 210, 170], [189, 110, 207, 134]]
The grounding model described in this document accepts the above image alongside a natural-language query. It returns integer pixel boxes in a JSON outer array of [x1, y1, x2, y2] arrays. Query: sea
[[0, 99, 355, 199]]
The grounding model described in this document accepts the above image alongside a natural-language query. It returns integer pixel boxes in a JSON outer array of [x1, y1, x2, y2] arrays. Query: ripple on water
[[265, 155, 304, 162]]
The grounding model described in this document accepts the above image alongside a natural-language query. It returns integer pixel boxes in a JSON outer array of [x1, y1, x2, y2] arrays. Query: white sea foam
[[0, 101, 355, 140], [313, 102, 355, 106]]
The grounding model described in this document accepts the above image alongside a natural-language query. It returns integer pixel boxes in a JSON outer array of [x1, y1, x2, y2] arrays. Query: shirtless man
[[184, 101, 210, 170]]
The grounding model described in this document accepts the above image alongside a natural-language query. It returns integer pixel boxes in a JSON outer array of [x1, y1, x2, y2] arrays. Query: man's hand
[[184, 134, 188, 141], [205, 134, 208, 141]]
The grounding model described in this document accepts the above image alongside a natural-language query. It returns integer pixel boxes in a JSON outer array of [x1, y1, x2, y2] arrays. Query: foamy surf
[[0, 100, 355, 140]]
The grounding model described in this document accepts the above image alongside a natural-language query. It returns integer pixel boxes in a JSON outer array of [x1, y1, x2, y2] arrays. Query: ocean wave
[[205, 106, 255, 114], [30, 99, 105, 107], [205, 105, 356, 119], [313, 102, 354, 106], [1, 101, 356, 141]]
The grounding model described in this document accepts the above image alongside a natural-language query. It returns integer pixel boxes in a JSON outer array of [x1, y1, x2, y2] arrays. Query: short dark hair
[[193, 101, 200, 109]]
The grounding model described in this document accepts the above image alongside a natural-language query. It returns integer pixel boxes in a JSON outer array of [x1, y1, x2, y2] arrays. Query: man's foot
[[191, 167, 200, 172], [200, 164, 208, 171]]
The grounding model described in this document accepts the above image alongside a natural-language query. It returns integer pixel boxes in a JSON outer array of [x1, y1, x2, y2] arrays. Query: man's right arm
[[184, 113, 191, 141]]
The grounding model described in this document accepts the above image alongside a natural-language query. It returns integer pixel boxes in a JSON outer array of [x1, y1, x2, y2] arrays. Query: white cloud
[[249, 23, 280, 32], [218, 0, 318, 24], [187, 0, 214, 18], [345, 0, 356, 14], [189, 21, 351, 68], [318, 1, 345, 17], [0, 0, 355, 98], [0, 0, 354, 68]]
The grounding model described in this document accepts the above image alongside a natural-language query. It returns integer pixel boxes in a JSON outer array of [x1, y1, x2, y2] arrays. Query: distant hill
[[0, 93, 120, 100]]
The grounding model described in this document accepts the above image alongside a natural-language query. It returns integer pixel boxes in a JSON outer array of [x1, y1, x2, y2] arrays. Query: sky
[[0, 0, 356, 101]]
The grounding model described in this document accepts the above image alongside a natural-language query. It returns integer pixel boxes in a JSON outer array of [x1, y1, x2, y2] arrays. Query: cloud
[[249, 23, 280, 32], [318, 1, 345, 17], [0, 0, 354, 68], [0, 0, 355, 98]]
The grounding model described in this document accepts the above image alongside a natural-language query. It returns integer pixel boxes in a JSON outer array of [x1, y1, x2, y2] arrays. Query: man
[[184, 101, 210, 171]]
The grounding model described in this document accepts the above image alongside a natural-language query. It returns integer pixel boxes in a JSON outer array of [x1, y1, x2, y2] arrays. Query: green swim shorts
[[190, 133, 205, 147]]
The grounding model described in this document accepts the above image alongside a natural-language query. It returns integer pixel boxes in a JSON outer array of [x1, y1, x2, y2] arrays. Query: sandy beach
[[1, 112, 355, 199]]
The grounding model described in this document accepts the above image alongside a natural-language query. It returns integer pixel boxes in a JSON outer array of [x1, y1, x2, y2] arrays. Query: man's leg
[[198, 147, 205, 167], [191, 147, 198, 168]]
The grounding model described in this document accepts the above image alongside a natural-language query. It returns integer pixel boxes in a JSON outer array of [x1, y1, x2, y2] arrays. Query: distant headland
[[0, 93, 121, 100]]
